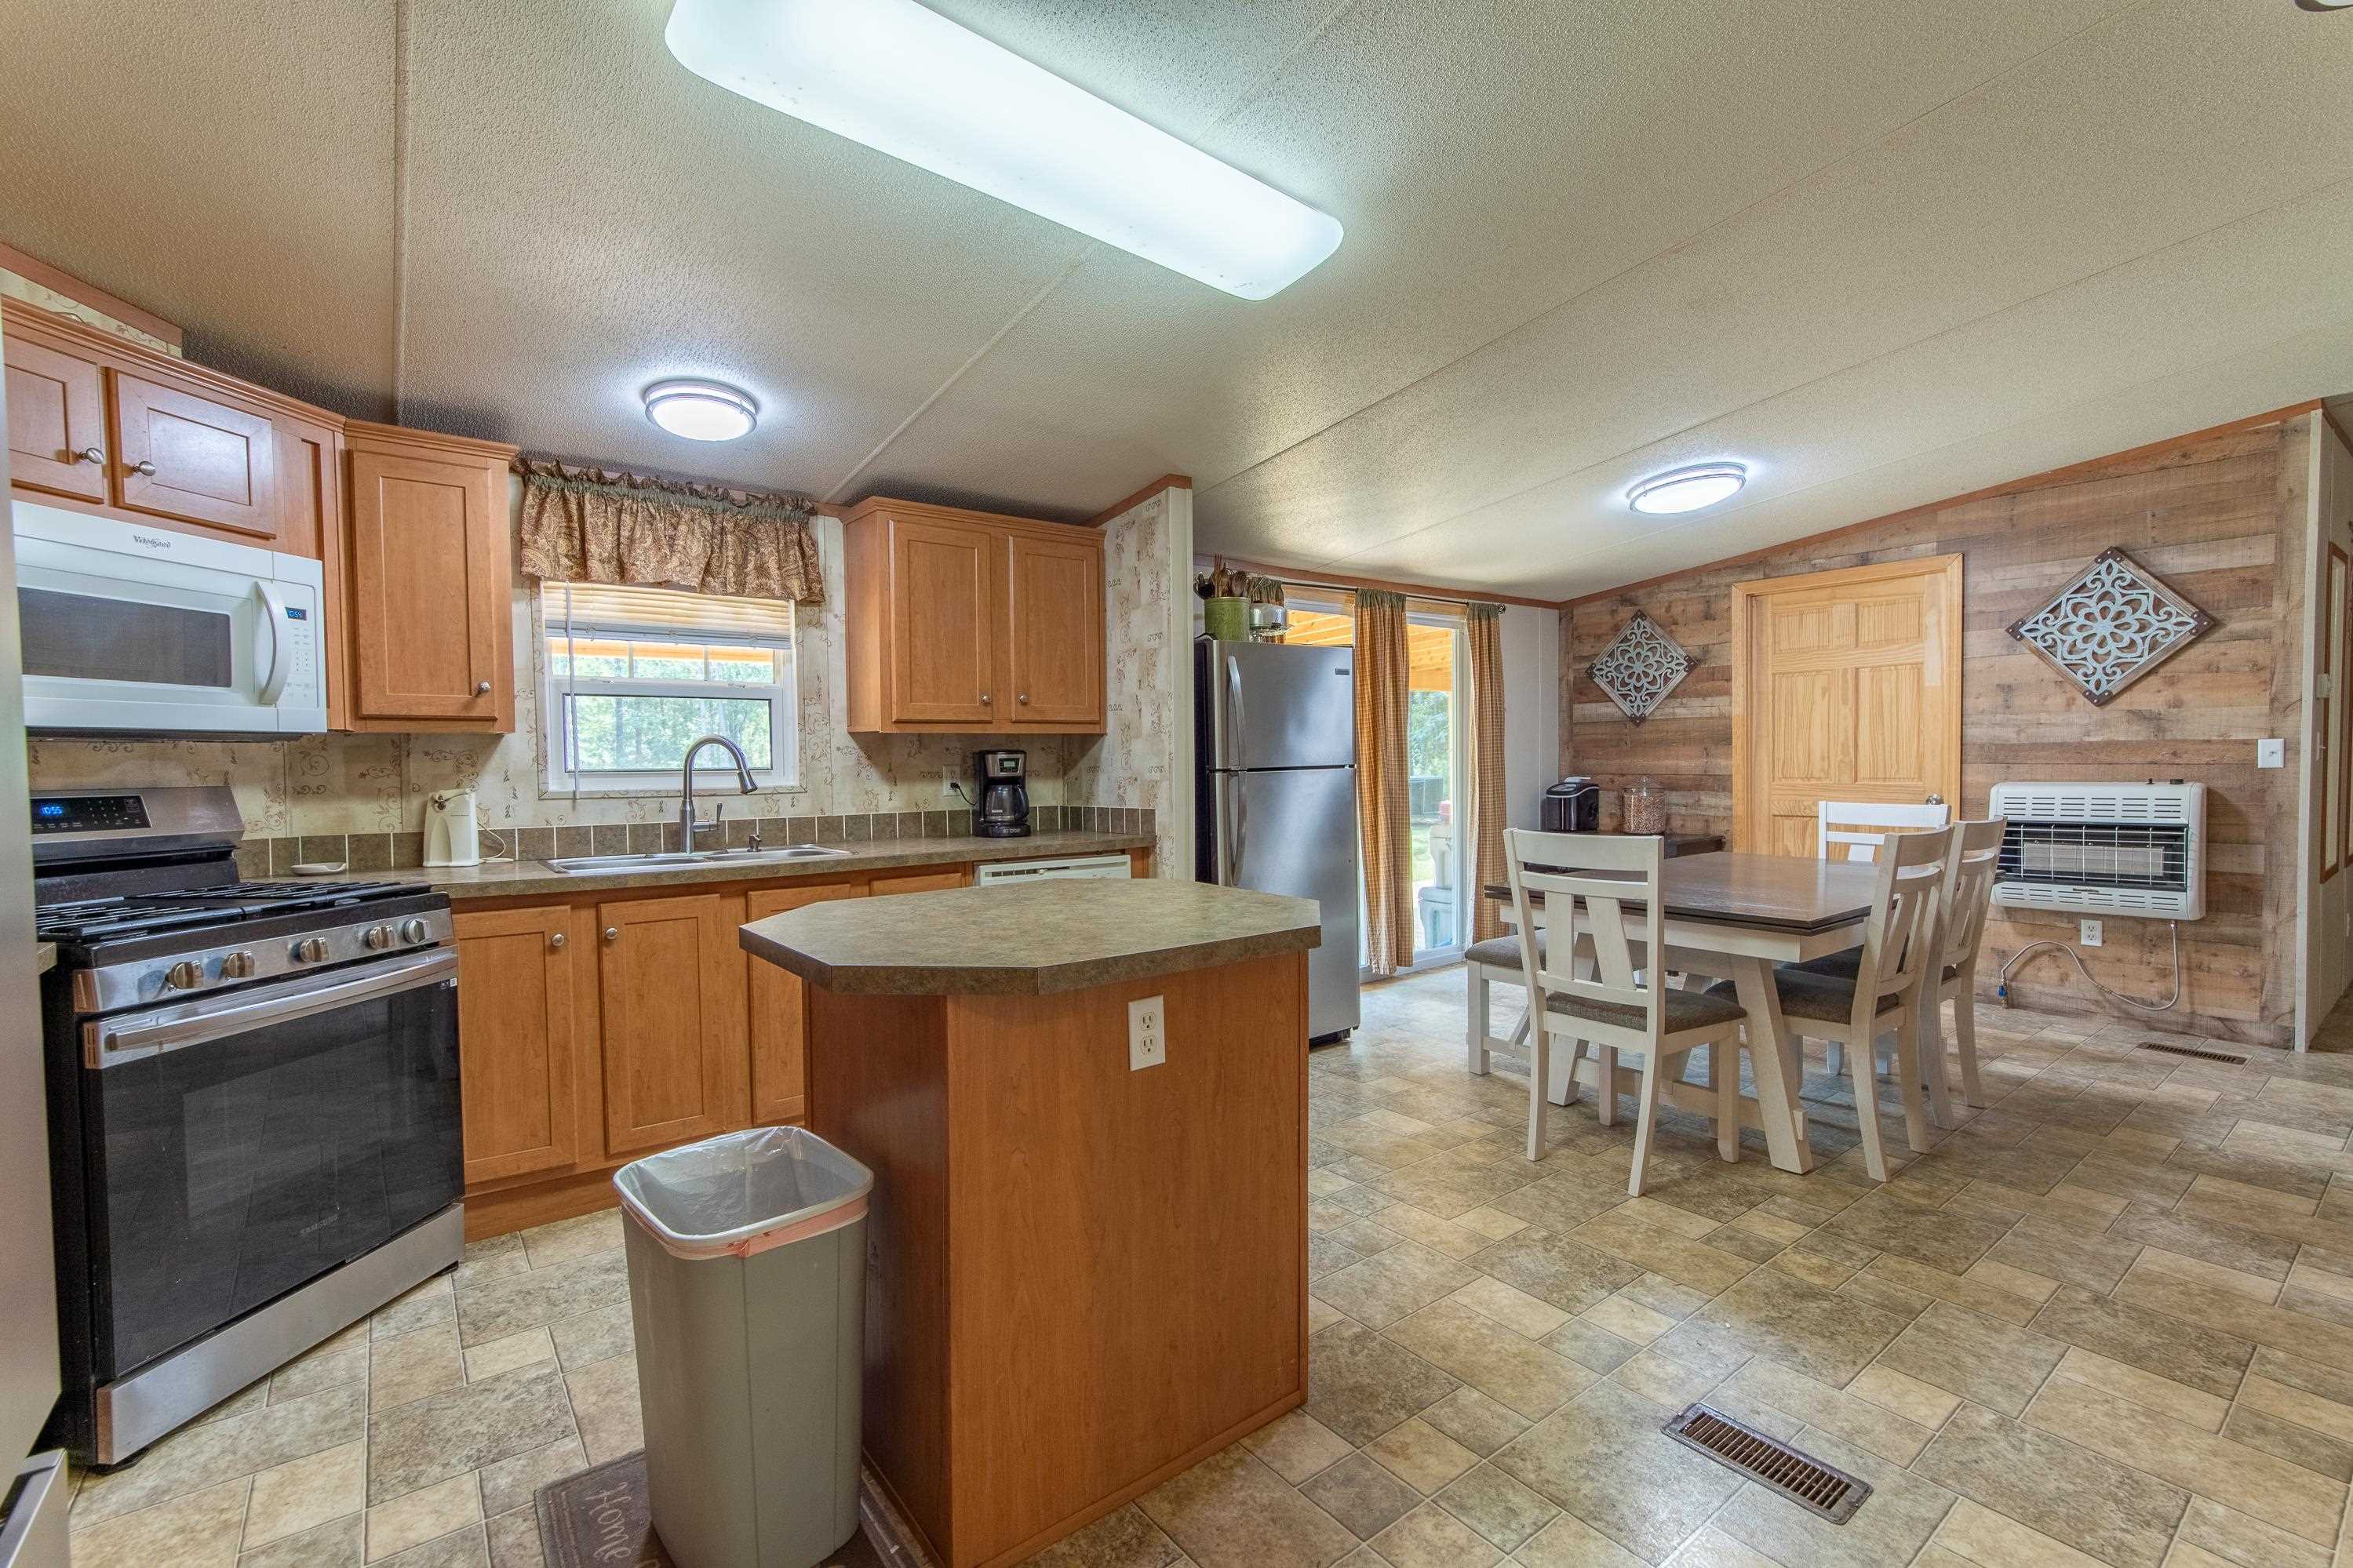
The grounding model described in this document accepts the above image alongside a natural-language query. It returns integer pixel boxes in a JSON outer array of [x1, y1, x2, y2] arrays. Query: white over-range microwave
[[13, 500, 326, 735]]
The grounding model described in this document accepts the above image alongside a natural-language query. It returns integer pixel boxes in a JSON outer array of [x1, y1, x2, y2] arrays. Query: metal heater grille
[[1999, 820, 2189, 893]]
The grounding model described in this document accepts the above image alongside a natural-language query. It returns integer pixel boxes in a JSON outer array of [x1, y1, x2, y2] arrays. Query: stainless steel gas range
[[31, 786, 462, 1464]]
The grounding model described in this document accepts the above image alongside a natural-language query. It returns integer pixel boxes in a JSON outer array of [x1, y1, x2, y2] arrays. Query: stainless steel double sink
[[544, 845, 851, 875]]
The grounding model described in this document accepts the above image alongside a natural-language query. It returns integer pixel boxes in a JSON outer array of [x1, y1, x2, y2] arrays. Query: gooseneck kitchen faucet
[[679, 734, 758, 849]]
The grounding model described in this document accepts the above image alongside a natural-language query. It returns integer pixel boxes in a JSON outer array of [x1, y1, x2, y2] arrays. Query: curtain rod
[[1211, 555, 1551, 610], [1257, 573, 1477, 610]]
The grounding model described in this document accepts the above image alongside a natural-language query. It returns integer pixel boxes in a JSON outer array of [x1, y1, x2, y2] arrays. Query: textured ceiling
[[2, 0, 2348, 598]]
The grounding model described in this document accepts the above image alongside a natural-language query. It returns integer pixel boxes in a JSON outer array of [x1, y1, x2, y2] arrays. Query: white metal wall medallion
[[2007, 547, 2216, 707], [1588, 612, 1695, 725]]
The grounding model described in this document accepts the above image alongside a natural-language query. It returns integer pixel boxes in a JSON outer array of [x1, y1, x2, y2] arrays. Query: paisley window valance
[[515, 456, 825, 604]]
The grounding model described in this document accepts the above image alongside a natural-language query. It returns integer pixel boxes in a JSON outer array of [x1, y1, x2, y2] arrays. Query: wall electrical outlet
[[1128, 995, 1166, 1071], [2079, 919, 2103, 948], [941, 766, 962, 799]]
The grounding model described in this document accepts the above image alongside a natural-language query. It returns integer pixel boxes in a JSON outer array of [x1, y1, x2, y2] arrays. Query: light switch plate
[[2258, 738, 2285, 769], [1128, 995, 1166, 1071], [2080, 919, 2103, 948]]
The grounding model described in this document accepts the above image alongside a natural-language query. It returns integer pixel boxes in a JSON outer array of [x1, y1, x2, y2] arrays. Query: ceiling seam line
[[389, 0, 412, 424], [1313, 166, 2346, 577], [1194, 0, 2161, 504], [818, 0, 1368, 504]]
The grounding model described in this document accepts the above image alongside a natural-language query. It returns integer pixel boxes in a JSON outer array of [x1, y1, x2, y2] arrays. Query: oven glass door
[[82, 954, 461, 1378]]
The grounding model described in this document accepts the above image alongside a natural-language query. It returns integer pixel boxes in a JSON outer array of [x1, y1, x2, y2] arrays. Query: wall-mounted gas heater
[[1987, 781, 2205, 921]]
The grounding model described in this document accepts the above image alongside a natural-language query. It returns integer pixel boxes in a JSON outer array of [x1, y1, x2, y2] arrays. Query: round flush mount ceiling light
[[643, 379, 758, 442], [1628, 462, 1747, 515]]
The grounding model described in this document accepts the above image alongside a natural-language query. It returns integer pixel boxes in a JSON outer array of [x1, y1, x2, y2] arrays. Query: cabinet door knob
[[603, 926, 620, 943], [475, 681, 492, 695], [75, 446, 104, 465], [1018, 693, 1029, 704], [549, 932, 567, 949], [127, 459, 157, 476], [980, 693, 992, 705]]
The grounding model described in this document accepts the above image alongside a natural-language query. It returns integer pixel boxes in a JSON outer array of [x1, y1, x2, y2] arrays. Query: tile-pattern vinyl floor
[[63, 970, 2353, 1567]]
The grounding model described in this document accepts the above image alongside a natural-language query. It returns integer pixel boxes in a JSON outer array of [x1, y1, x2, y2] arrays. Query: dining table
[[1481, 849, 1881, 1175]]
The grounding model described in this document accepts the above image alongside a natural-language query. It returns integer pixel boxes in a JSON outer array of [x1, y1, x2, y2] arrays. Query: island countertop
[[740, 878, 1320, 995]]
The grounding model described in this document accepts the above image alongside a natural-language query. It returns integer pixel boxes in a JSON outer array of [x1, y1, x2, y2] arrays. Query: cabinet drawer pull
[[127, 459, 157, 476], [603, 927, 620, 943], [549, 933, 567, 949], [75, 446, 104, 465]]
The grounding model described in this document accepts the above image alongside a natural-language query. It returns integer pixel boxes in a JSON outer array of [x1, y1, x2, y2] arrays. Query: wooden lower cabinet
[[745, 880, 865, 1123], [597, 893, 749, 1158], [871, 868, 967, 895], [453, 904, 581, 1187]]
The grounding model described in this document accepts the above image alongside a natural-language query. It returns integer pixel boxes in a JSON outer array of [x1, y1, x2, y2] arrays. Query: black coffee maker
[[974, 749, 1030, 837], [1542, 777, 1601, 832]]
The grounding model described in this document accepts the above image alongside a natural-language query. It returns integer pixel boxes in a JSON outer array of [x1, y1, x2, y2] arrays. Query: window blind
[[541, 582, 794, 643]]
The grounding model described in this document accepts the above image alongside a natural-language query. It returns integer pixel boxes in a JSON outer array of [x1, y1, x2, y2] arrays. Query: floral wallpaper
[[1065, 486, 1190, 874]]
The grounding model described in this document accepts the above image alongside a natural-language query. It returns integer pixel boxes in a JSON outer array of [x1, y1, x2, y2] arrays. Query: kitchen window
[[538, 581, 798, 794]]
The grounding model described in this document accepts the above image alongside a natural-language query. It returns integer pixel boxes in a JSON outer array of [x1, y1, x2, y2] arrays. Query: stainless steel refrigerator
[[0, 315, 68, 1567], [1195, 639, 1360, 1042]]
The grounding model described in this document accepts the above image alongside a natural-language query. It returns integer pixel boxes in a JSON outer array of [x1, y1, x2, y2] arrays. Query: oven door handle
[[86, 949, 457, 1068], [253, 580, 293, 708]]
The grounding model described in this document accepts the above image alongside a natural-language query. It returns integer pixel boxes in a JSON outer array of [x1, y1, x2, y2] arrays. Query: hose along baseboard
[[1995, 919, 2181, 1014]]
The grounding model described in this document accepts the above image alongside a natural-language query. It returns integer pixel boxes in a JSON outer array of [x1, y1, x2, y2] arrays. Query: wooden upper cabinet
[[844, 497, 1105, 734], [454, 904, 581, 1188], [336, 421, 517, 733], [2, 298, 342, 554], [4, 333, 108, 501], [745, 879, 865, 1126], [1007, 529, 1105, 725], [891, 515, 999, 722], [110, 371, 278, 539], [597, 893, 749, 1159]]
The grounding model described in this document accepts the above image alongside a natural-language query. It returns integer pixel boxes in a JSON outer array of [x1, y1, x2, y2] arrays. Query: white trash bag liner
[[614, 1126, 874, 1260]]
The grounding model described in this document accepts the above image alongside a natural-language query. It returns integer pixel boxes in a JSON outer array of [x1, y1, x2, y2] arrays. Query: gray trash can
[[614, 1126, 874, 1568]]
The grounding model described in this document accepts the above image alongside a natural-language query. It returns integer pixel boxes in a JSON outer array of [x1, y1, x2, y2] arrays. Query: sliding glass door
[[1407, 607, 1470, 962]]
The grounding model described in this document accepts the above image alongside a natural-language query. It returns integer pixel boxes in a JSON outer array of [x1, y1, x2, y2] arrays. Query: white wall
[[1501, 603, 1562, 828]]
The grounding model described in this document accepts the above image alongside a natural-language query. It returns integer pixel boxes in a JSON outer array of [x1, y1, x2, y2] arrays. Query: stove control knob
[[362, 925, 395, 951], [164, 960, 206, 991], [398, 918, 430, 945], [292, 937, 330, 964], [219, 951, 257, 980]]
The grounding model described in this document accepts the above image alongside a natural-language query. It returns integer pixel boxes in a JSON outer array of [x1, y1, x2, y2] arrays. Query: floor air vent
[[1663, 1405, 1870, 1523], [2135, 1040, 2247, 1065]]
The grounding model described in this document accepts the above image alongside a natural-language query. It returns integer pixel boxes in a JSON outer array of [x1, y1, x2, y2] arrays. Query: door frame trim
[[1728, 554, 1964, 853]]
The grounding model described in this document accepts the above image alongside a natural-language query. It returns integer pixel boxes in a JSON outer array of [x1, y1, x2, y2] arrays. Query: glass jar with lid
[[1623, 777, 1666, 835]]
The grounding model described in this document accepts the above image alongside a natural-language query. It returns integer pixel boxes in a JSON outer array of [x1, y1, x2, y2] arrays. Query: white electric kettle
[[424, 788, 483, 867]]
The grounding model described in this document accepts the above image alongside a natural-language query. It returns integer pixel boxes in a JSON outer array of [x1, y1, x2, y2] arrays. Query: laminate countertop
[[298, 829, 1153, 900], [741, 878, 1322, 995]]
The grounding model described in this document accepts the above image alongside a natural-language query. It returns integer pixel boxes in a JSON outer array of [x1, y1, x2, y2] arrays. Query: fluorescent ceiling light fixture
[[1628, 463, 1747, 515], [644, 379, 758, 442], [665, 0, 1344, 300]]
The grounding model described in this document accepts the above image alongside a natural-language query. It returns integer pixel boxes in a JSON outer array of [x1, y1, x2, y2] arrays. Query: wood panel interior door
[[1732, 556, 1962, 857], [890, 517, 1000, 722], [4, 333, 108, 500], [454, 905, 581, 1186], [1004, 530, 1103, 725], [108, 371, 279, 539], [745, 880, 865, 1124], [344, 441, 507, 725], [598, 893, 748, 1157]]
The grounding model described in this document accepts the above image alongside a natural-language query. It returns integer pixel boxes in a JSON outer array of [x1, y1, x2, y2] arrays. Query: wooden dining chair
[[1505, 829, 1749, 1194], [1720, 824, 1952, 1183], [1817, 799, 1951, 863], [1465, 932, 1540, 1075]]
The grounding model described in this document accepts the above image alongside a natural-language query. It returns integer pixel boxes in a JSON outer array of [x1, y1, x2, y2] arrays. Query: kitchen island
[[741, 879, 1320, 1568]]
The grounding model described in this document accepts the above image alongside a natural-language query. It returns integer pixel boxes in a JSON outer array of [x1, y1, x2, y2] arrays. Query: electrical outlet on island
[[1128, 995, 1166, 1071]]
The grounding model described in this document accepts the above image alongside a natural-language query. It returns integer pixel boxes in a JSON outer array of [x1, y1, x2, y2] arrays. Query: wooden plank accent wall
[[1562, 413, 2318, 1046]]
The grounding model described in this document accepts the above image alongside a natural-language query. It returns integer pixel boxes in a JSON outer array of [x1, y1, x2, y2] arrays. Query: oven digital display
[[30, 795, 151, 834]]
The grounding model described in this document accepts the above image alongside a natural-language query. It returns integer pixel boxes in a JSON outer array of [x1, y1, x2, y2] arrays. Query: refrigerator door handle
[[1223, 653, 1245, 770]]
